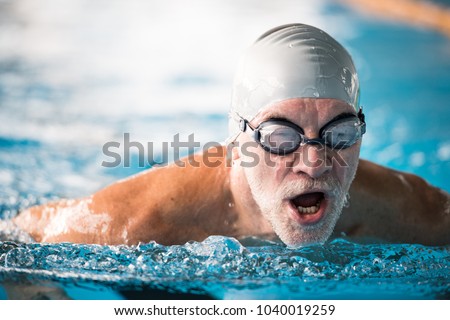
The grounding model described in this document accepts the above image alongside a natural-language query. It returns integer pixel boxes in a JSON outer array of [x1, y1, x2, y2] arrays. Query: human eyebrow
[[321, 112, 357, 128], [261, 112, 355, 125], [256, 115, 293, 125], [267, 116, 292, 122]]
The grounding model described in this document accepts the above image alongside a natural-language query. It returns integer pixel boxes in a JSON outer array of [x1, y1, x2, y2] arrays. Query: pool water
[[0, 236, 449, 299], [0, 0, 449, 299]]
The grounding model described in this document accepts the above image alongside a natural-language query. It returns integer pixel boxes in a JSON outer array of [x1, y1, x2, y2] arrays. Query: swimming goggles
[[236, 108, 366, 155]]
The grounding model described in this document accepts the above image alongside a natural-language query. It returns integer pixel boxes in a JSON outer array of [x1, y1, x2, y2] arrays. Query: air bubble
[[0, 237, 447, 298]]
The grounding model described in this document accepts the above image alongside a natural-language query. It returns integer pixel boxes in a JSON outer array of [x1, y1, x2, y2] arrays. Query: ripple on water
[[0, 236, 449, 298]]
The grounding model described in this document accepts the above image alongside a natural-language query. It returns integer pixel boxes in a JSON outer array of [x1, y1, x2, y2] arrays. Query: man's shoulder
[[342, 159, 449, 245]]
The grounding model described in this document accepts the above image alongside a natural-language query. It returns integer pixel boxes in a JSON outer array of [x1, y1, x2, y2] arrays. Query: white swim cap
[[229, 23, 360, 135]]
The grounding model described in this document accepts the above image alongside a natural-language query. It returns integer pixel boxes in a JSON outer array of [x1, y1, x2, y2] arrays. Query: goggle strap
[[358, 107, 365, 122], [358, 107, 366, 135], [239, 119, 248, 132]]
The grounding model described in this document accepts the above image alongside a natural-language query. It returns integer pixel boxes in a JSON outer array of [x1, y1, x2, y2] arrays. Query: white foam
[[376, 143, 403, 164], [409, 152, 425, 167], [0, 170, 14, 185], [437, 143, 450, 161], [42, 197, 112, 241], [0, 219, 35, 243]]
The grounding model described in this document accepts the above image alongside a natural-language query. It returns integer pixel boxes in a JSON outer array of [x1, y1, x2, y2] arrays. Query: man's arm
[[336, 159, 450, 245], [13, 147, 234, 245]]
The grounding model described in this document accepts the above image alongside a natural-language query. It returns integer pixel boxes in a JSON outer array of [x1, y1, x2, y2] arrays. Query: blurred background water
[[0, 0, 449, 299]]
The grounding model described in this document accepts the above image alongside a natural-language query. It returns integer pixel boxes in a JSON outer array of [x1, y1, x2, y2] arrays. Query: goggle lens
[[260, 125, 301, 152], [322, 118, 363, 149]]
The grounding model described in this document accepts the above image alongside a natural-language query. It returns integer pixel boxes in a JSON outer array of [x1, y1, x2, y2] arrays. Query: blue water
[[0, 237, 449, 299], [0, 0, 449, 299]]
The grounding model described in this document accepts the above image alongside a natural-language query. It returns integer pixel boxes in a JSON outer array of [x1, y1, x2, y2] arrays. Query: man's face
[[236, 98, 361, 247]]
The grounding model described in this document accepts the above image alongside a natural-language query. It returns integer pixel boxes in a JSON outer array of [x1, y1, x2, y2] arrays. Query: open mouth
[[289, 192, 326, 224]]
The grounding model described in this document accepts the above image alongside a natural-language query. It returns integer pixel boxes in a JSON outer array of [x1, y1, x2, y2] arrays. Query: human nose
[[290, 143, 331, 178]]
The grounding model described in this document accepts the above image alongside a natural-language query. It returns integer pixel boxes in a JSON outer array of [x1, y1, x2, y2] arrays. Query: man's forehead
[[254, 98, 354, 122]]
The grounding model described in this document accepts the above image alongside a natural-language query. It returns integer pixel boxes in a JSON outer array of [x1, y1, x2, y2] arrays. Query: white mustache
[[278, 176, 343, 200]]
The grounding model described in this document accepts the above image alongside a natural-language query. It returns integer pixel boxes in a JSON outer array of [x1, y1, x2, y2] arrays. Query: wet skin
[[13, 98, 450, 246]]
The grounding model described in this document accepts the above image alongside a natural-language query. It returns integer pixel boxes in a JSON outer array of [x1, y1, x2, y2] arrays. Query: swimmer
[[12, 24, 450, 247]]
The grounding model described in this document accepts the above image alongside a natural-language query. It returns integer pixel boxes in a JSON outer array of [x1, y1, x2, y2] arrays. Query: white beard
[[244, 170, 353, 247]]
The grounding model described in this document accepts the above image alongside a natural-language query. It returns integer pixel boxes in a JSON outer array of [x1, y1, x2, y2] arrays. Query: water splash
[[0, 236, 448, 299]]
